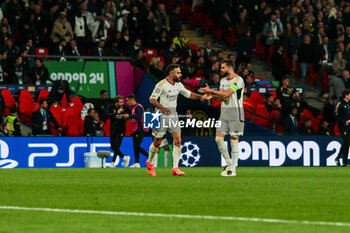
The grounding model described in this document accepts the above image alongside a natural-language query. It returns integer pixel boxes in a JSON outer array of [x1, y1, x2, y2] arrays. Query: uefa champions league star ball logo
[[180, 141, 201, 167]]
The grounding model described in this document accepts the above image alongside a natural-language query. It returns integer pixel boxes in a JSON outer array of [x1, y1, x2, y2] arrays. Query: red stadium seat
[[50, 103, 64, 136], [145, 49, 158, 63], [243, 99, 255, 121], [62, 105, 84, 136], [211, 99, 221, 109], [35, 48, 49, 60], [254, 104, 272, 129], [18, 89, 33, 104], [1, 89, 16, 116], [248, 91, 264, 108], [104, 118, 111, 136], [37, 89, 50, 103], [19, 98, 35, 126]]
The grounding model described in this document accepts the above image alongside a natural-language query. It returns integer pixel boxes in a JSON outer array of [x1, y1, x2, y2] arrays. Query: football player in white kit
[[146, 64, 208, 176], [199, 60, 245, 176]]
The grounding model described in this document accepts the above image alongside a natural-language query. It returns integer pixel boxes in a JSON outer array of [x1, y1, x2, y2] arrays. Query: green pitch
[[1, 167, 350, 233]]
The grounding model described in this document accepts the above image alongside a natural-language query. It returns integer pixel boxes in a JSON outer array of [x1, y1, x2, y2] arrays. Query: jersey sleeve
[[230, 77, 245, 92], [150, 83, 162, 100], [179, 83, 192, 98]]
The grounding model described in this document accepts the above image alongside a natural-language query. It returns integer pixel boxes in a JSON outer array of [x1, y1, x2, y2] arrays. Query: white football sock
[[230, 139, 239, 168], [148, 143, 157, 164], [215, 136, 232, 166], [164, 151, 169, 168], [153, 153, 158, 168], [172, 146, 181, 168]]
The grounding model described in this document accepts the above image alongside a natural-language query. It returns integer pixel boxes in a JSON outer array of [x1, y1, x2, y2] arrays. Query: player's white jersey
[[150, 79, 191, 109], [219, 74, 245, 121]]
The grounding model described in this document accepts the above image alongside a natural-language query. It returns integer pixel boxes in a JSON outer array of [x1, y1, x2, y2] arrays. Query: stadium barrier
[[0, 136, 344, 169]]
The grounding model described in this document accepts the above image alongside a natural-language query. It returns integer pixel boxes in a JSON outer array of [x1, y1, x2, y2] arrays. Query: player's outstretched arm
[[199, 83, 235, 98]]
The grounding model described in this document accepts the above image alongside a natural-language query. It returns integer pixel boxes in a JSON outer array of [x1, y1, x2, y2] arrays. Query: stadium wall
[[0, 136, 344, 169]]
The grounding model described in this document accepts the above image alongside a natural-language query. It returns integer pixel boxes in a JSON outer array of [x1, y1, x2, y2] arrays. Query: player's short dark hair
[[100, 90, 107, 95], [39, 98, 48, 105], [114, 95, 123, 102], [126, 94, 136, 100], [166, 64, 180, 76], [342, 89, 350, 98], [221, 59, 235, 70]]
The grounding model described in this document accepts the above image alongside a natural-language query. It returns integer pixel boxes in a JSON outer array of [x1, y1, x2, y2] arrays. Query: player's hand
[[200, 93, 212, 101], [199, 83, 211, 94], [117, 107, 124, 114], [160, 107, 171, 115], [123, 114, 129, 119]]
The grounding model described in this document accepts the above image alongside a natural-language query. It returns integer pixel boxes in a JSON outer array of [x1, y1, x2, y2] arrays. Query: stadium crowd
[[0, 0, 349, 137]]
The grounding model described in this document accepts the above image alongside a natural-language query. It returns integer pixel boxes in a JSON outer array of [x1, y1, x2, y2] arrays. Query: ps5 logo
[[0, 139, 18, 168]]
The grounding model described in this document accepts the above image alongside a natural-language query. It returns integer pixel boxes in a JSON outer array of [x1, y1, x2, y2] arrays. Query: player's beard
[[220, 71, 229, 78], [174, 76, 181, 82]]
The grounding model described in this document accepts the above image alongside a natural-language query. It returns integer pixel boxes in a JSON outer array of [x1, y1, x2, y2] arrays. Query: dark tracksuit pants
[[110, 129, 125, 162], [132, 131, 148, 163]]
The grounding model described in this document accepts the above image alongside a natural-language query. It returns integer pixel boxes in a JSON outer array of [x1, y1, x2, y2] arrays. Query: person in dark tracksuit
[[335, 89, 350, 166], [126, 94, 149, 168], [108, 96, 131, 168]]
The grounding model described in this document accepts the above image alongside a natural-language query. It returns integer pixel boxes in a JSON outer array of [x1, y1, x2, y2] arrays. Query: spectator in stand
[[143, 10, 158, 48], [264, 93, 275, 113], [204, 60, 220, 80], [32, 99, 62, 136], [0, 51, 9, 84], [11, 56, 29, 84], [52, 39, 68, 57], [299, 118, 314, 135], [92, 14, 110, 42], [181, 41, 197, 62], [49, 80, 72, 104], [156, 3, 169, 33], [244, 74, 258, 87], [163, 42, 178, 63], [128, 5, 141, 39], [154, 29, 170, 53], [5, 38, 19, 67], [127, 38, 143, 58], [283, 107, 299, 136], [235, 11, 251, 39], [68, 39, 84, 58], [173, 30, 189, 50], [84, 108, 98, 136], [148, 56, 165, 79], [329, 68, 346, 99], [73, 8, 93, 54], [169, 5, 181, 37], [277, 76, 292, 105], [219, 11, 232, 39], [132, 49, 146, 69], [117, 9, 130, 33], [316, 120, 334, 136], [180, 56, 194, 79], [194, 56, 206, 76], [96, 90, 112, 123], [235, 30, 254, 70], [271, 44, 289, 81], [81, 2, 94, 32], [4, 107, 21, 136], [227, 54, 235, 64], [51, 12, 74, 44], [297, 34, 315, 80], [323, 94, 338, 127], [21, 39, 35, 57], [290, 26, 303, 73], [283, 89, 302, 118], [30, 58, 49, 85], [255, 3, 272, 39], [92, 39, 107, 59], [0, 121, 11, 137], [333, 51, 347, 76], [262, 13, 283, 56], [210, 73, 220, 88], [204, 40, 215, 61], [316, 36, 333, 86]]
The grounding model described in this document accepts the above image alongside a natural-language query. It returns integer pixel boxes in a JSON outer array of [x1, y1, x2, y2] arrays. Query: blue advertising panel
[[0, 136, 345, 168]]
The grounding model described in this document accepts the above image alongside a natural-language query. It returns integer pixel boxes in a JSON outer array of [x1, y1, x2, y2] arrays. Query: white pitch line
[[0, 206, 349, 227]]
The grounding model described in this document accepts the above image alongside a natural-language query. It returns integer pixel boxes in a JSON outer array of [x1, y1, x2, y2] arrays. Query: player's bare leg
[[171, 132, 185, 176]]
